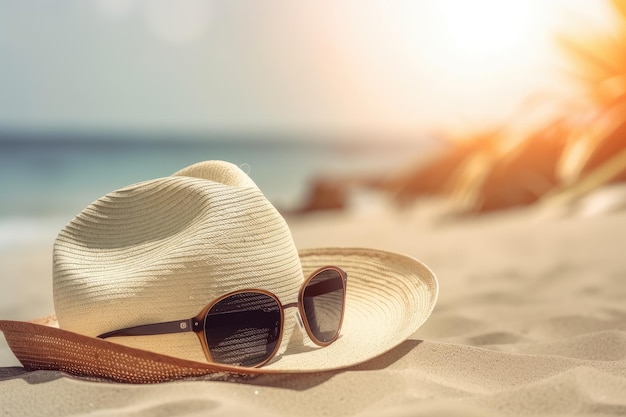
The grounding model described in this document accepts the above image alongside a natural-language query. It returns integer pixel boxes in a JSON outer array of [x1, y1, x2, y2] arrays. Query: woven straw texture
[[0, 248, 437, 383], [0, 160, 438, 383], [53, 161, 303, 363]]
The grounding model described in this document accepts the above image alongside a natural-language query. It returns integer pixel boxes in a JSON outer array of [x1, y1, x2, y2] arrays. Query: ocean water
[[0, 133, 434, 248]]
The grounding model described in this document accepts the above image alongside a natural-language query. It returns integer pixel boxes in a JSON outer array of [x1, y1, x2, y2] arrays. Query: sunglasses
[[97, 266, 347, 367]]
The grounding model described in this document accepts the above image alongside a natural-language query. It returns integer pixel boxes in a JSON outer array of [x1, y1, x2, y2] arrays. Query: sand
[[1, 200, 626, 416]]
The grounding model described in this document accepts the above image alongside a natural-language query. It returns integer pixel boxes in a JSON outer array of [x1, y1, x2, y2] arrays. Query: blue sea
[[0, 132, 435, 248]]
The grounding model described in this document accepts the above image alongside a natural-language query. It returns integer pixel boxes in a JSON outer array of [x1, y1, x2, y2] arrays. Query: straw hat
[[0, 160, 438, 383]]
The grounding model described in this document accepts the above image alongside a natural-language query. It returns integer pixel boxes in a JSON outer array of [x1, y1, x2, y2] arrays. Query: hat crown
[[52, 161, 302, 362]]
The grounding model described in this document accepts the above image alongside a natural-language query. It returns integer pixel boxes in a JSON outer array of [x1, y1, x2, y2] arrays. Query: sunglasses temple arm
[[304, 272, 347, 297], [97, 318, 196, 339]]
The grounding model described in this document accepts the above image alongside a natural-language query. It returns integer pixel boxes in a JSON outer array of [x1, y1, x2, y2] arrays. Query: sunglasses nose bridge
[[295, 309, 305, 331], [281, 301, 306, 331], [291, 307, 320, 351]]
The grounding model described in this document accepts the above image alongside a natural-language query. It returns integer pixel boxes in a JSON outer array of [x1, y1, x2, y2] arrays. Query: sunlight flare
[[430, 0, 536, 60]]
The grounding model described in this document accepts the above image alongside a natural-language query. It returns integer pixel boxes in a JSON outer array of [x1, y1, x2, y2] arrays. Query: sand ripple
[[2, 209, 626, 415]]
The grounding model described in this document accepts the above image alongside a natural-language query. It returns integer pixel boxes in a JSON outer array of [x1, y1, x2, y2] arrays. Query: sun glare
[[355, 0, 563, 130], [432, 0, 534, 60], [425, 0, 541, 74]]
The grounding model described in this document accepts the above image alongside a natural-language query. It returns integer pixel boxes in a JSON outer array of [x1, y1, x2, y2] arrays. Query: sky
[[0, 0, 617, 139]]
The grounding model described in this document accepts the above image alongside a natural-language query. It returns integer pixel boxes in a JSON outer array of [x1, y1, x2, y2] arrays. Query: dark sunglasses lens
[[303, 268, 345, 344], [204, 292, 281, 367]]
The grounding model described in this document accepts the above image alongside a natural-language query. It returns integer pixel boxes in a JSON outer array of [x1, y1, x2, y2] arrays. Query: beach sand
[[1, 201, 626, 416]]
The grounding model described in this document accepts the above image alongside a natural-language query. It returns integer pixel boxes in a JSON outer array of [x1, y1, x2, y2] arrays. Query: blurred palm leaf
[[557, 32, 626, 109], [384, 129, 501, 205], [611, 0, 626, 23], [556, 0, 626, 191], [386, 0, 626, 214]]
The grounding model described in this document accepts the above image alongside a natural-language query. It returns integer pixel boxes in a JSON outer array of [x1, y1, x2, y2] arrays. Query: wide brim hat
[[0, 161, 438, 383]]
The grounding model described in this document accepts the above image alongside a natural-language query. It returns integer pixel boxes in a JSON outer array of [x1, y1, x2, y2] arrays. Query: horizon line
[[0, 126, 438, 148]]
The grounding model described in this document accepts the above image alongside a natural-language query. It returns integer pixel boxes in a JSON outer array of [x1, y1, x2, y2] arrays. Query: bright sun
[[349, 0, 564, 130], [425, 0, 540, 72], [432, 0, 534, 58]]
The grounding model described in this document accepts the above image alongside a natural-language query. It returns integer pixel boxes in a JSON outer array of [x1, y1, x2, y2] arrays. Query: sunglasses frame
[[98, 266, 347, 368]]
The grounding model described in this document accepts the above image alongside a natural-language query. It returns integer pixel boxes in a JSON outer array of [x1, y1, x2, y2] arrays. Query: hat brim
[[0, 248, 438, 383]]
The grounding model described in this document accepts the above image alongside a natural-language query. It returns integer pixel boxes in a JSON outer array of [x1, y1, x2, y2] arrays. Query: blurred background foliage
[[383, 0, 626, 215]]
